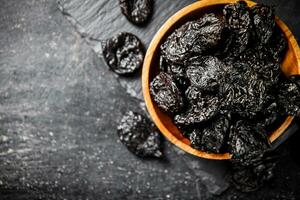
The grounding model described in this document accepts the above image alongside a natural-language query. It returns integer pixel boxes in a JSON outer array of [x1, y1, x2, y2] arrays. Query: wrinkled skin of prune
[[223, 1, 251, 57], [228, 120, 270, 159], [150, 72, 184, 114], [228, 121, 277, 193], [119, 0, 153, 25], [161, 13, 223, 64], [159, 57, 189, 90], [117, 111, 163, 158], [231, 150, 278, 192], [251, 4, 275, 45], [277, 77, 300, 117], [219, 62, 271, 119], [102, 32, 144, 75], [190, 114, 231, 153], [174, 95, 219, 126], [186, 56, 223, 92]]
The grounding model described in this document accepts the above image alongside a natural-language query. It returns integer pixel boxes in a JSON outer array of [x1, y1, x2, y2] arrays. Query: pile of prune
[[117, 111, 163, 158], [150, 1, 300, 192]]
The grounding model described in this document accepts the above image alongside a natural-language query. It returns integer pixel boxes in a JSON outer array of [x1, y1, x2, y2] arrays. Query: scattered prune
[[150, 72, 183, 114], [117, 111, 163, 158], [161, 13, 223, 64], [119, 0, 153, 25], [102, 32, 144, 75]]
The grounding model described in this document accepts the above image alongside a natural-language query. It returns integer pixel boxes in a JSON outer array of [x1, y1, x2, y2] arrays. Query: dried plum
[[251, 4, 275, 45], [231, 150, 278, 192], [102, 32, 144, 75], [223, 1, 251, 57], [117, 111, 163, 158], [150, 72, 184, 114], [228, 120, 270, 158], [174, 95, 219, 126], [186, 56, 223, 92], [190, 114, 230, 153], [277, 78, 300, 117], [119, 0, 153, 25], [161, 13, 223, 64]]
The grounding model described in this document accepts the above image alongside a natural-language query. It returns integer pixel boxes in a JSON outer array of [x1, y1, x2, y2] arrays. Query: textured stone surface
[[0, 0, 300, 199]]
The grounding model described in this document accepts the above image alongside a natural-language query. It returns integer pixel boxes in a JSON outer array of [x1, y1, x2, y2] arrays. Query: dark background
[[0, 0, 300, 199]]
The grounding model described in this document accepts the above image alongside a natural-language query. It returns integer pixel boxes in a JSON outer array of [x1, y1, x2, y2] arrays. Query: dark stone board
[[0, 0, 299, 199]]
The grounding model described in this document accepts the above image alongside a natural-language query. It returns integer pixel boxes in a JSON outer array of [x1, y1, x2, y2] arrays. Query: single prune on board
[[102, 32, 144, 75], [119, 0, 153, 25], [251, 4, 275, 45], [150, 72, 184, 114], [223, 1, 252, 57], [161, 13, 224, 64], [117, 111, 163, 158], [186, 56, 223, 92]]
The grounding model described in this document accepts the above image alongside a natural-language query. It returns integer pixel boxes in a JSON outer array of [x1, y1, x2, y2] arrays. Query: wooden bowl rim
[[142, 0, 300, 160]]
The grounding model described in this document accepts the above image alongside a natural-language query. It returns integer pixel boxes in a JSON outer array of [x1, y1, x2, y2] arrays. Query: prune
[[117, 111, 163, 158], [150, 72, 184, 114], [161, 13, 223, 64], [102, 32, 144, 75], [251, 4, 275, 44], [174, 95, 219, 126], [228, 120, 270, 158], [160, 58, 189, 90], [186, 56, 223, 92], [231, 150, 278, 192], [223, 1, 251, 57], [119, 0, 153, 25], [190, 114, 230, 153], [277, 78, 300, 117]]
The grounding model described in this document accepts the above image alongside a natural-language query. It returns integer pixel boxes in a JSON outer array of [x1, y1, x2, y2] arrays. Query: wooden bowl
[[142, 0, 300, 160]]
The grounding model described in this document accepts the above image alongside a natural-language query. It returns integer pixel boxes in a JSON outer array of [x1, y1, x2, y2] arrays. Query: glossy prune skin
[[117, 111, 163, 158], [277, 78, 300, 117], [190, 114, 230, 153], [119, 0, 153, 25], [186, 56, 223, 92], [251, 4, 275, 45], [174, 95, 219, 126], [161, 13, 223, 64], [231, 150, 278, 192], [223, 1, 251, 57], [102, 32, 144, 75], [150, 72, 184, 114]]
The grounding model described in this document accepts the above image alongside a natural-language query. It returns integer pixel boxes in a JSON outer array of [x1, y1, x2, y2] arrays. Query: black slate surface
[[0, 0, 300, 199]]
